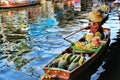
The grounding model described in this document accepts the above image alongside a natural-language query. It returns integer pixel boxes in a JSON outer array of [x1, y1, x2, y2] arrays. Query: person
[[81, 10, 104, 39]]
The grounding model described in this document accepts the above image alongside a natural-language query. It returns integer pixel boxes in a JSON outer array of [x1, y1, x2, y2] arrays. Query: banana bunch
[[75, 41, 86, 49]]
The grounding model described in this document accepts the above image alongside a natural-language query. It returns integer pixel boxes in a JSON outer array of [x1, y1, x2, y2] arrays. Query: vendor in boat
[[81, 10, 104, 39]]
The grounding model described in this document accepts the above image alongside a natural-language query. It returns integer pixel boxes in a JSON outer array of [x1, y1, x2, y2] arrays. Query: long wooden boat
[[0, 1, 40, 9], [41, 9, 110, 80], [42, 27, 110, 80]]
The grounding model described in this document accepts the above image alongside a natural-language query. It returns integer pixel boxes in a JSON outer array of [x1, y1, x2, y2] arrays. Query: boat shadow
[[97, 30, 120, 80]]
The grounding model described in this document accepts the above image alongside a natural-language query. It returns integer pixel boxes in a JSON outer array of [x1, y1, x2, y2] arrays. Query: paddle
[[63, 28, 83, 43]]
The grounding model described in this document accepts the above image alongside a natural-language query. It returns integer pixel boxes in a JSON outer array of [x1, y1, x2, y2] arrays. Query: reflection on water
[[90, 61, 105, 80], [0, 1, 88, 80], [1, 1, 118, 80]]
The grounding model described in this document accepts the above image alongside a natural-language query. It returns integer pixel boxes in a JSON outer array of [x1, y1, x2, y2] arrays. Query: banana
[[72, 55, 80, 63], [64, 54, 72, 62], [78, 55, 85, 66], [69, 55, 77, 63], [75, 41, 85, 49], [61, 53, 68, 60]]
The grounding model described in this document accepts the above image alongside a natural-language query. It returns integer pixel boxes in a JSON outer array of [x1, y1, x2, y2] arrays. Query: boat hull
[[43, 28, 110, 80]]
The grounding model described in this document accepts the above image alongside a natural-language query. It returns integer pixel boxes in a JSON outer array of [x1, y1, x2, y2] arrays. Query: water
[[0, 1, 120, 80], [0, 2, 89, 80], [90, 61, 105, 80], [97, 9, 120, 80]]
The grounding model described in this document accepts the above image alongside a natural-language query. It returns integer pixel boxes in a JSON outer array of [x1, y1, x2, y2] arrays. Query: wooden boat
[[42, 27, 110, 80], [0, 1, 40, 9], [41, 9, 110, 80]]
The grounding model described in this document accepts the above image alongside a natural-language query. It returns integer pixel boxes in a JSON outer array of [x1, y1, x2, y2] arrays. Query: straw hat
[[88, 10, 103, 22]]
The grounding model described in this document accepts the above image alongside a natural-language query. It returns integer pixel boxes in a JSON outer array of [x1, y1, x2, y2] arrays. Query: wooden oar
[[64, 28, 83, 43]]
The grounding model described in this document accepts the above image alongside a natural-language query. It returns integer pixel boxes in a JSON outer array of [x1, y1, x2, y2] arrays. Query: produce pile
[[42, 50, 95, 80], [47, 53, 86, 71], [42, 52, 88, 80], [71, 32, 106, 53]]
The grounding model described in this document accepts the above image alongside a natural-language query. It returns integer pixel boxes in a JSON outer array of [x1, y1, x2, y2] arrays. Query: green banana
[[69, 55, 77, 63], [72, 55, 80, 63], [78, 55, 84, 66]]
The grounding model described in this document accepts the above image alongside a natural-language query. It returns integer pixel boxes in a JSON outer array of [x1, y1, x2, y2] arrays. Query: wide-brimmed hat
[[88, 10, 103, 22]]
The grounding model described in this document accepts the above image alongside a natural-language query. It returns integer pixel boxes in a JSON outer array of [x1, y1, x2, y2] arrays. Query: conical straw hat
[[88, 10, 103, 22]]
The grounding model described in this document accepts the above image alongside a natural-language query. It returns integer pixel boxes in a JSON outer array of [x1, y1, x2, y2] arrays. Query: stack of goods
[[41, 52, 87, 80], [47, 53, 86, 70], [71, 32, 106, 53]]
